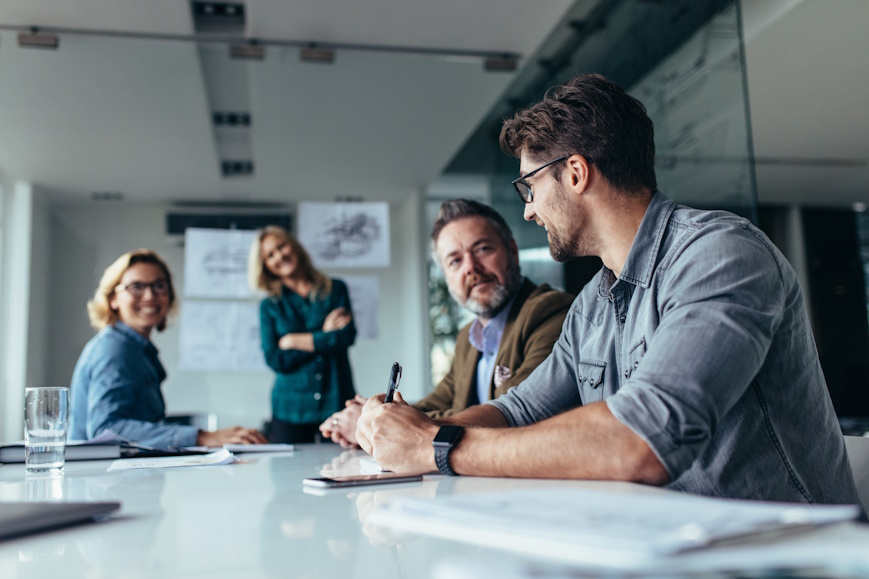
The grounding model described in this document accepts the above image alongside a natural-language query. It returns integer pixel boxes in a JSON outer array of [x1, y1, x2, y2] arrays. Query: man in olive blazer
[[415, 277, 571, 418], [320, 199, 571, 446]]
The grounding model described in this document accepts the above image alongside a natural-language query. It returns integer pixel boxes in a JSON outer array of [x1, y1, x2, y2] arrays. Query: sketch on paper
[[341, 275, 379, 340], [184, 228, 259, 298], [178, 301, 268, 372], [297, 202, 390, 268]]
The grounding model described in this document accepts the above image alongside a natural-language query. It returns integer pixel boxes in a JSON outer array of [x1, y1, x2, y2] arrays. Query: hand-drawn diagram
[[178, 301, 268, 372], [297, 202, 390, 268], [341, 275, 379, 340], [183, 228, 259, 298]]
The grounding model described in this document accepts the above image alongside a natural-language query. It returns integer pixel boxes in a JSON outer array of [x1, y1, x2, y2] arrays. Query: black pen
[[384, 362, 402, 403]]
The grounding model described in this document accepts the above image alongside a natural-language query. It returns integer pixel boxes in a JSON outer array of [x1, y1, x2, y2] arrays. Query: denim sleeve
[[312, 280, 357, 354], [488, 310, 582, 426], [86, 351, 198, 449], [260, 299, 316, 373], [606, 225, 785, 479]]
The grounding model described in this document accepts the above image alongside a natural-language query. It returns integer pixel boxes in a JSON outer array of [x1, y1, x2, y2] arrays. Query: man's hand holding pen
[[356, 392, 439, 474]]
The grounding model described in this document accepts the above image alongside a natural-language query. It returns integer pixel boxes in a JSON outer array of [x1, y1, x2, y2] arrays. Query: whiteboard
[[297, 202, 390, 268], [183, 228, 258, 298]]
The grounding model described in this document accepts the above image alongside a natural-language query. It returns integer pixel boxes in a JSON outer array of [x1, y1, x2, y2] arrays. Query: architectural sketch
[[183, 228, 259, 298], [178, 301, 268, 372], [297, 202, 390, 268]]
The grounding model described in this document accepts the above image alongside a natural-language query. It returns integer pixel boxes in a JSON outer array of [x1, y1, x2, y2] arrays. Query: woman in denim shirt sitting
[[69, 249, 267, 449], [250, 226, 357, 443]]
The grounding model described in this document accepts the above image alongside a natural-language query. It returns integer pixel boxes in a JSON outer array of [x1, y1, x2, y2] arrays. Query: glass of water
[[24, 387, 70, 473]]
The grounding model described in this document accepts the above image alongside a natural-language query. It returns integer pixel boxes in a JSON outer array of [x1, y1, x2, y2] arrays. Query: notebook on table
[[0, 502, 120, 540]]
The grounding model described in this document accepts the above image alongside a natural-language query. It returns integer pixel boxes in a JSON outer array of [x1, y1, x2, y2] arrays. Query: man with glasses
[[320, 199, 572, 447], [357, 73, 860, 508]]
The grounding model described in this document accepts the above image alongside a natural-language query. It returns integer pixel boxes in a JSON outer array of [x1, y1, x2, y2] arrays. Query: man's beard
[[450, 258, 522, 320], [548, 226, 580, 263], [547, 183, 587, 263]]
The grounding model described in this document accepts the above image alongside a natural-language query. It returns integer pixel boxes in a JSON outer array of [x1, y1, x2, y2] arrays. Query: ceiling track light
[[229, 42, 264, 61], [17, 28, 59, 50], [300, 44, 335, 64]]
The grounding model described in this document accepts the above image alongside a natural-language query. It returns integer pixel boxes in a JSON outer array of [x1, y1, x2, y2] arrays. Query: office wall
[[0, 182, 34, 440], [41, 192, 428, 430]]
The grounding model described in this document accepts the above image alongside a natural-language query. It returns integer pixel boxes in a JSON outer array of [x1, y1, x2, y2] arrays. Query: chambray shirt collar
[[112, 321, 154, 350], [468, 290, 518, 355], [599, 191, 676, 296]]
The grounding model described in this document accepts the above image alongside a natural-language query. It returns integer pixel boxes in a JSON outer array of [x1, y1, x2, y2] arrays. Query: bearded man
[[320, 199, 572, 447]]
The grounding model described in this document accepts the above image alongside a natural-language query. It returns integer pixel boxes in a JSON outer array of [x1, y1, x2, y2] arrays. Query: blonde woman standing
[[69, 249, 267, 448], [250, 226, 357, 443]]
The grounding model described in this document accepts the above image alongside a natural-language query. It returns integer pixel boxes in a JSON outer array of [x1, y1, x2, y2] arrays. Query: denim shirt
[[491, 192, 860, 506], [69, 322, 199, 449]]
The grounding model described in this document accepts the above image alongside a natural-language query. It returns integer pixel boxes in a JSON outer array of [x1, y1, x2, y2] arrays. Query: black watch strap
[[434, 445, 458, 476], [432, 425, 464, 476]]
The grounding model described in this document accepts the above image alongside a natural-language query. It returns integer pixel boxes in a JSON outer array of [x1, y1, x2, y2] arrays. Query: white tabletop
[[0, 443, 867, 578]]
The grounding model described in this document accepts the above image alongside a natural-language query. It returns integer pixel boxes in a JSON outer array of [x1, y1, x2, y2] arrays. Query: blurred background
[[1, 0, 867, 438]]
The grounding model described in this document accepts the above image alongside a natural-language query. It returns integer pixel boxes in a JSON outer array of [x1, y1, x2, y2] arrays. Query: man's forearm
[[446, 401, 670, 484]]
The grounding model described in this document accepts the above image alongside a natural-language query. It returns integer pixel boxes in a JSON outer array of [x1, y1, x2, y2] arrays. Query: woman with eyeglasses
[[69, 249, 268, 448], [250, 226, 357, 443]]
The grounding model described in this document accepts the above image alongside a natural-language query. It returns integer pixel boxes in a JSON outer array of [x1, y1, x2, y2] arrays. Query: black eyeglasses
[[512, 156, 569, 203], [115, 280, 170, 298]]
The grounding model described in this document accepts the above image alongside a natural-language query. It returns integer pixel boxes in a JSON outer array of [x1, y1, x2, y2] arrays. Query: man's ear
[[108, 294, 118, 312], [565, 154, 592, 193]]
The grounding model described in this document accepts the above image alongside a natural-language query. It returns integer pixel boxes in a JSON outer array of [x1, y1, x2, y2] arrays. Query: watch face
[[433, 425, 464, 445]]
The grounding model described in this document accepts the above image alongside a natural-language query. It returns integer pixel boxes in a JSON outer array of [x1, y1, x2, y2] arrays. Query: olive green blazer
[[415, 278, 573, 418]]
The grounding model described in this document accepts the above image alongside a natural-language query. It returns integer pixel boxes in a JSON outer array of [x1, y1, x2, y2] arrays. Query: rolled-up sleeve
[[606, 225, 785, 479]]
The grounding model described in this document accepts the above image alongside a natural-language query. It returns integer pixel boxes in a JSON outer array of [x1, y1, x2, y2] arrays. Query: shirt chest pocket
[[577, 360, 606, 403]]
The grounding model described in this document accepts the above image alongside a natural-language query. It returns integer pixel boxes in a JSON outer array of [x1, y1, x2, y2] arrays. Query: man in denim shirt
[[357, 74, 860, 507]]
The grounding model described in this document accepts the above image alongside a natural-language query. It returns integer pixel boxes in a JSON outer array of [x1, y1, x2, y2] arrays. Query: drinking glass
[[24, 387, 70, 472]]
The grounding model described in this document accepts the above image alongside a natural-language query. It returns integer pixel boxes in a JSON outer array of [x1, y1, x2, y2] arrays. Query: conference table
[[1, 443, 868, 578]]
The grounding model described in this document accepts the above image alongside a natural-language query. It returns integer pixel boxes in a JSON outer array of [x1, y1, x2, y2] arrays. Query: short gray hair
[[430, 199, 515, 258]]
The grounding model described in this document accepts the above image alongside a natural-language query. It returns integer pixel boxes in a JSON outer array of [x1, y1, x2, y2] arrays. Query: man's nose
[[523, 202, 536, 222], [461, 253, 481, 276]]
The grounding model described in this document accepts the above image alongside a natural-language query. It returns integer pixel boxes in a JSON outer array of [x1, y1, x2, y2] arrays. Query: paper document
[[368, 488, 860, 569], [107, 449, 237, 471]]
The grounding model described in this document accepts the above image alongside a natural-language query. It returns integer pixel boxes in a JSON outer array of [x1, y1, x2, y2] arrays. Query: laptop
[[0, 502, 120, 540]]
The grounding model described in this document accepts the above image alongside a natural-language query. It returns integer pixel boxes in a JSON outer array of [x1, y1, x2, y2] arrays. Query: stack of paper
[[368, 488, 860, 569], [107, 448, 237, 471]]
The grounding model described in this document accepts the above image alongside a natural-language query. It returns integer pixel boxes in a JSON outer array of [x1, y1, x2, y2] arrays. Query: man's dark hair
[[500, 73, 657, 193], [430, 199, 515, 255]]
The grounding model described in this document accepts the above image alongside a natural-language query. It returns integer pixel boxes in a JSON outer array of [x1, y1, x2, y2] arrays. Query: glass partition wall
[[429, 0, 757, 386]]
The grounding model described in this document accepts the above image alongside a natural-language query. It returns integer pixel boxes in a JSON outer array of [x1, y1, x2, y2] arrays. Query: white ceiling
[[743, 0, 869, 206], [0, 0, 866, 207], [0, 0, 576, 204]]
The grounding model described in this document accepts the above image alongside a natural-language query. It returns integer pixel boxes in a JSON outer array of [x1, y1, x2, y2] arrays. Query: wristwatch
[[432, 425, 464, 476]]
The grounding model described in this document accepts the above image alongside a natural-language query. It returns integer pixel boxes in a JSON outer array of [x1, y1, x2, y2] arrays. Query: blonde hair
[[248, 226, 332, 299], [87, 249, 178, 332]]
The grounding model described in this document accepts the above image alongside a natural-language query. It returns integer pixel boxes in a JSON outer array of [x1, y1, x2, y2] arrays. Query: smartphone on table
[[303, 472, 422, 488]]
